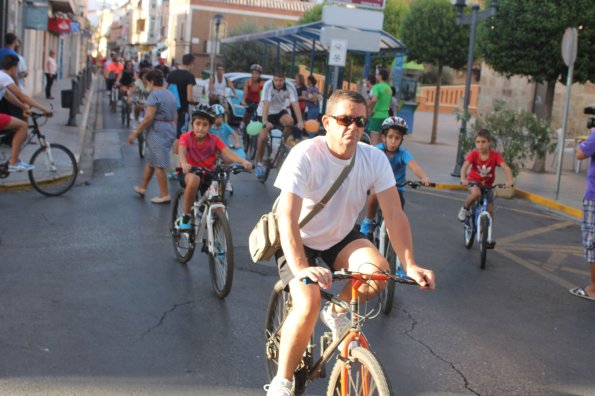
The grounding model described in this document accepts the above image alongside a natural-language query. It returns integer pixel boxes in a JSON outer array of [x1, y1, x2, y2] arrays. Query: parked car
[[195, 72, 297, 125]]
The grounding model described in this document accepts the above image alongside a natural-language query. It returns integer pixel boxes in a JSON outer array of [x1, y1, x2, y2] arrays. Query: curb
[[426, 182, 581, 220]]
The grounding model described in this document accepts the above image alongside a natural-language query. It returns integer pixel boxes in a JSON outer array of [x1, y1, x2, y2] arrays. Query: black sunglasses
[[330, 115, 367, 128]]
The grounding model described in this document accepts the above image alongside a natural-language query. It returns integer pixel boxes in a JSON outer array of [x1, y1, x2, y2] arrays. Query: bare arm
[[187, 84, 195, 105], [368, 95, 378, 114], [7, 84, 50, 114], [407, 159, 430, 185], [262, 101, 270, 125], [220, 146, 252, 169], [241, 80, 249, 105], [290, 101, 304, 129], [460, 160, 471, 185], [128, 104, 156, 144], [499, 161, 514, 186], [377, 186, 435, 288], [226, 77, 237, 98], [4, 89, 27, 112], [576, 145, 588, 160]]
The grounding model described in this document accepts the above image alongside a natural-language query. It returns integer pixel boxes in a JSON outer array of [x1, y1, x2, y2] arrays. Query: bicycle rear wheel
[[264, 280, 292, 381], [171, 188, 195, 263], [28, 143, 78, 196], [479, 216, 488, 269], [208, 210, 234, 298], [261, 139, 273, 183], [326, 347, 392, 396]]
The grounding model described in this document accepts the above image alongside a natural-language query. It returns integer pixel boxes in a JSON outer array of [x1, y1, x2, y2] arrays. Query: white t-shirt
[[0, 70, 15, 101], [274, 137, 395, 250], [257, 79, 298, 116]]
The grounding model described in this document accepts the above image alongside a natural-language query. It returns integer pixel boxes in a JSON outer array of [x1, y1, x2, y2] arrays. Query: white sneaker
[[225, 180, 233, 192], [457, 206, 469, 222], [320, 303, 350, 341], [264, 376, 294, 396]]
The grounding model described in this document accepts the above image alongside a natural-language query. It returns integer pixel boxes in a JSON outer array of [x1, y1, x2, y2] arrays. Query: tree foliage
[[299, 3, 323, 24], [382, 0, 410, 39], [400, 0, 468, 69], [478, 0, 595, 84]]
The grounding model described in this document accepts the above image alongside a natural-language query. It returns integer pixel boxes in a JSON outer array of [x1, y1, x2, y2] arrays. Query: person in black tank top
[[116, 60, 136, 97]]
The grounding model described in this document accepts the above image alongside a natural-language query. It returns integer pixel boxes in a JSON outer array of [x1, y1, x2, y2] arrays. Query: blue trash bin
[[397, 102, 418, 134]]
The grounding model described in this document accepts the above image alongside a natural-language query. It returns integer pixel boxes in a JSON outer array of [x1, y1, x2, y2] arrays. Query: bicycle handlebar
[[397, 180, 437, 189], [467, 182, 511, 190], [176, 164, 250, 175], [301, 269, 419, 286]]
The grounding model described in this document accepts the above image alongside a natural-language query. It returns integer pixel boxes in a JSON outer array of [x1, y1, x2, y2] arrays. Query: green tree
[[383, 0, 410, 38], [299, 3, 323, 24], [478, 0, 594, 170], [400, 0, 468, 144]]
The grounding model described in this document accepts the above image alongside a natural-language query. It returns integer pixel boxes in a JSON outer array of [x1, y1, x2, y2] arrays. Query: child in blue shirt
[[360, 116, 431, 236], [209, 104, 246, 192]]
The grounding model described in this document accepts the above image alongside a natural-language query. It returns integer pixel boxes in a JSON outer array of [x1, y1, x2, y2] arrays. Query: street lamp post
[[450, 0, 498, 177], [209, 14, 224, 77]]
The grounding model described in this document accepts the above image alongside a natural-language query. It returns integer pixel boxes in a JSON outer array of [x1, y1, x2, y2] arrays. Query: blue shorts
[[582, 200, 595, 263]]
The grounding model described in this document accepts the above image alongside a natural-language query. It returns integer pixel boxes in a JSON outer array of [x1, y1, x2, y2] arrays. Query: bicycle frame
[[191, 173, 228, 256]]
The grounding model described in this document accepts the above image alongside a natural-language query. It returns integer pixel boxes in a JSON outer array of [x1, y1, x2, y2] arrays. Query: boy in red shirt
[[458, 129, 514, 227], [176, 105, 252, 230]]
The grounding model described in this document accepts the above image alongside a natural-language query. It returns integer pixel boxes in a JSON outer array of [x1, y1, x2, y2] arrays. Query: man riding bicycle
[[103, 53, 123, 93], [254, 70, 304, 180], [264, 90, 434, 395]]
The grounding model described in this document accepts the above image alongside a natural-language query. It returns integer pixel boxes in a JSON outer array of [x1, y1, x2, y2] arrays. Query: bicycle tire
[[274, 143, 289, 171], [264, 280, 292, 382], [381, 241, 397, 315], [121, 103, 126, 125], [171, 188, 195, 263], [479, 216, 488, 270], [28, 143, 78, 196], [208, 210, 234, 298], [125, 105, 131, 128], [247, 135, 258, 161], [137, 133, 145, 159], [261, 139, 273, 183], [326, 347, 392, 396], [464, 210, 475, 249]]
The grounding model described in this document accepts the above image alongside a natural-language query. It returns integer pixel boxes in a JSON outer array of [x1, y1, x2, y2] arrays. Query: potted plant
[[459, 100, 555, 198]]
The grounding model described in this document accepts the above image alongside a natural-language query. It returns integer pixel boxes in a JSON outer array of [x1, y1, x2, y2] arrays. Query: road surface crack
[[141, 300, 194, 337], [402, 308, 480, 395]]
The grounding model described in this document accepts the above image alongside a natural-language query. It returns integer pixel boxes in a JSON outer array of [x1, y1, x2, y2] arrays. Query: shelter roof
[[220, 21, 406, 54]]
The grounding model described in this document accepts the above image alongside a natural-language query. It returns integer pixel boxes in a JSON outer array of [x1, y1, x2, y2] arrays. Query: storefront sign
[[48, 17, 71, 33], [23, 0, 49, 31]]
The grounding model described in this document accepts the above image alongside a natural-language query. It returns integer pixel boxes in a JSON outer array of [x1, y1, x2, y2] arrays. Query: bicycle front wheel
[[171, 189, 195, 263], [261, 139, 273, 183], [479, 216, 488, 269], [464, 212, 475, 249], [327, 347, 392, 396], [28, 143, 78, 196], [381, 241, 397, 315], [208, 210, 234, 298], [264, 280, 292, 382]]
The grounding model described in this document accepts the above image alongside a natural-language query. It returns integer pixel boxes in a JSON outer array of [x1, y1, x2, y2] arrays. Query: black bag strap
[[272, 150, 357, 228]]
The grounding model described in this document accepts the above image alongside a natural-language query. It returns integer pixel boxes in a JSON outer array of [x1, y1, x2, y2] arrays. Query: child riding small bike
[[360, 116, 431, 236], [175, 105, 252, 231], [458, 129, 514, 246]]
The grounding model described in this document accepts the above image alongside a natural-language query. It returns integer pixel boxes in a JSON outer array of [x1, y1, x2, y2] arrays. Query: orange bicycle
[[264, 268, 420, 395]]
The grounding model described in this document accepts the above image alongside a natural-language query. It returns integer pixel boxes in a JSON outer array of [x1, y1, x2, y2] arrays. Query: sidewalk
[[0, 74, 97, 190], [407, 111, 585, 219]]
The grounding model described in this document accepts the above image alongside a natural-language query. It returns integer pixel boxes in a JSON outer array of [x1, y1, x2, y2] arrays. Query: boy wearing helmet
[[175, 105, 252, 230], [209, 103, 246, 192], [360, 116, 431, 236]]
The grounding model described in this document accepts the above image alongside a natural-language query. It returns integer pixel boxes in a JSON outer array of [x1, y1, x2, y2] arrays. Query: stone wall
[[477, 64, 594, 138]]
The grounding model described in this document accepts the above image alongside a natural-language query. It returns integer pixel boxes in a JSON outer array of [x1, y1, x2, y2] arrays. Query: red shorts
[[0, 113, 11, 130]]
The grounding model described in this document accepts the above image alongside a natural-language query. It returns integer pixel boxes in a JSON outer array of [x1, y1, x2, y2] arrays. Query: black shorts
[[275, 227, 367, 288], [177, 171, 212, 195], [258, 110, 288, 126]]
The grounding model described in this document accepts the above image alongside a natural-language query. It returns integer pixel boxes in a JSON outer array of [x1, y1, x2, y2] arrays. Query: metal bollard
[[66, 78, 77, 126], [76, 74, 83, 113]]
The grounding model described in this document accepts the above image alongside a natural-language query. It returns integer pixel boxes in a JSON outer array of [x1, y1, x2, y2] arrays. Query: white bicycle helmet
[[381, 116, 408, 135], [250, 64, 263, 73]]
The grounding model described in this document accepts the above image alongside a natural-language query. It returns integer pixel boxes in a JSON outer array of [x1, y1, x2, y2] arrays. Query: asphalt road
[[0, 92, 593, 395]]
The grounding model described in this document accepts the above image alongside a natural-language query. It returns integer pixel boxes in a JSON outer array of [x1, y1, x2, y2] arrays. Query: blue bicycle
[[463, 183, 506, 269]]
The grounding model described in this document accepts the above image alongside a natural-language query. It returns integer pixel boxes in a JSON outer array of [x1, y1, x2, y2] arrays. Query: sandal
[[133, 186, 146, 197], [569, 287, 595, 301], [151, 195, 171, 204]]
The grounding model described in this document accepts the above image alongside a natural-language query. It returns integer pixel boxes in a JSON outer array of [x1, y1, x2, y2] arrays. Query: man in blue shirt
[[571, 121, 595, 301], [0, 33, 19, 82]]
